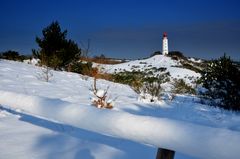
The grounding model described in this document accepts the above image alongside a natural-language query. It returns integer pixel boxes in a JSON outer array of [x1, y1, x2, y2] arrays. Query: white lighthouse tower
[[162, 32, 168, 55]]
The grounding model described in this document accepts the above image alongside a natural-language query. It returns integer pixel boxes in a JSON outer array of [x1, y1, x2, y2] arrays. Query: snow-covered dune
[[1, 90, 240, 159], [0, 59, 240, 159], [95, 55, 200, 83], [97, 55, 179, 72]]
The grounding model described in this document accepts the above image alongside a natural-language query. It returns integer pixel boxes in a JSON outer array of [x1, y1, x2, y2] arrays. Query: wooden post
[[156, 148, 175, 159]]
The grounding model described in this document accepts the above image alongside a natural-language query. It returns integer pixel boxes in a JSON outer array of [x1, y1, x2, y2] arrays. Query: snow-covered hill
[[0, 59, 240, 159], [95, 55, 201, 84]]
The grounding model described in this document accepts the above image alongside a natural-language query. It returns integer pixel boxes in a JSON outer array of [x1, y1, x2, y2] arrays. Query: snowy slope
[[1, 90, 240, 159], [95, 55, 200, 83], [0, 59, 240, 159]]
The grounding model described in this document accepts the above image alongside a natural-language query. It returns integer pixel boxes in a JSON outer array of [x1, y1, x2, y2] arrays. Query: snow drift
[[0, 90, 239, 159]]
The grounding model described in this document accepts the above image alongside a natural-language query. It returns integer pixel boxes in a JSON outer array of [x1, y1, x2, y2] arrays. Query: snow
[[188, 57, 202, 63], [23, 58, 40, 65], [1, 90, 240, 159], [0, 59, 240, 159], [0, 110, 125, 159], [96, 89, 106, 97], [94, 55, 200, 84]]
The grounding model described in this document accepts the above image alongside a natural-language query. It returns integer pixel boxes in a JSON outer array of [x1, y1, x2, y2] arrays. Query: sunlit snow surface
[[94, 55, 201, 84], [0, 59, 239, 159]]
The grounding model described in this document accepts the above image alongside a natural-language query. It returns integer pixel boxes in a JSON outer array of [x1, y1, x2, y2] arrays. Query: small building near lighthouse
[[162, 32, 168, 55]]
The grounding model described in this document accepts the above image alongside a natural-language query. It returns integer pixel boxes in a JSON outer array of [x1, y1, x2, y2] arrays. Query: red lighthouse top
[[163, 32, 167, 38]]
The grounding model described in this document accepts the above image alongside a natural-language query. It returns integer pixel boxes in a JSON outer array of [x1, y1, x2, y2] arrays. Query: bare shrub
[[172, 79, 196, 95], [91, 68, 114, 109], [37, 66, 53, 82], [140, 77, 163, 102], [138, 74, 169, 102]]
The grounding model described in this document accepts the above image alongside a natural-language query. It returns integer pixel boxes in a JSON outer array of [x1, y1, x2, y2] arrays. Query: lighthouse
[[162, 32, 168, 55]]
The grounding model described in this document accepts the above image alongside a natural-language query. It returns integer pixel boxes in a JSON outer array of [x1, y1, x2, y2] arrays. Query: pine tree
[[201, 54, 240, 111], [33, 21, 81, 69]]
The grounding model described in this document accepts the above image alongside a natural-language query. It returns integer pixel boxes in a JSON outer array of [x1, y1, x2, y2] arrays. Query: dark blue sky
[[0, 0, 240, 60]]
